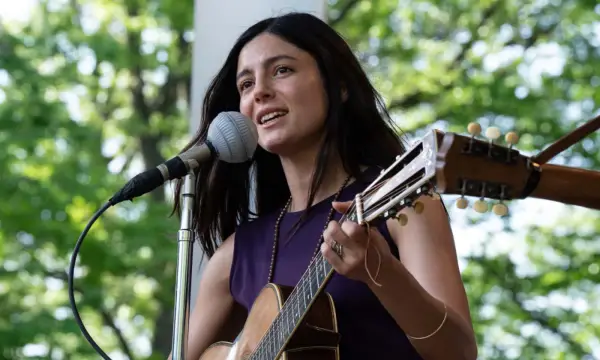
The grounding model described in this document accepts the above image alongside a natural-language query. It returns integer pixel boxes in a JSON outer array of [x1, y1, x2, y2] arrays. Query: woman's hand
[[321, 200, 394, 285]]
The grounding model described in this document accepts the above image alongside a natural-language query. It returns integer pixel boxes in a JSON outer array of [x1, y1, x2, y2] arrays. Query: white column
[[188, 0, 327, 308]]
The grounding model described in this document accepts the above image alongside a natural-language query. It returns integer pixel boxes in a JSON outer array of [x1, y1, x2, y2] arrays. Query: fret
[[302, 279, 308, 309], [285, 310, 291, 335], [256, 342, 264, 360], [254, 347, 260, 360], [272, 320, 281, 353], [308, 266, 314, 298], [277, 318, 284, 340], [268, 328, 275, 357], [314, 261, 322, 284], [295, 293, 300, 319], [318, 258, 326, 282], [251, 251, 339, 359], [310, 264, 319, 295], [304, 278, 312, 305]]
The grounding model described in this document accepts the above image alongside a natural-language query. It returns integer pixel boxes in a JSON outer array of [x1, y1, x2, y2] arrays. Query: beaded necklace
[[266, 175, 352, 283]]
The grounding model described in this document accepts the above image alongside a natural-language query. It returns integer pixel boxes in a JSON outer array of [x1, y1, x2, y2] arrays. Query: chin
[[259, 132, 322, 157], [258, 140, 296, 157], [259, 143, 288, 155]]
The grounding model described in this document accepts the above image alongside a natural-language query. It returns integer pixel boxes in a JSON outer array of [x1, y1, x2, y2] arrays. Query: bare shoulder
[[214, 232, 236, 260], [202, 232, 236, 286]]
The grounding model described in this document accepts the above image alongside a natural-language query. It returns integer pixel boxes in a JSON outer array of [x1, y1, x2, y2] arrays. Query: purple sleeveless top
[[230, 168, 423, 359]]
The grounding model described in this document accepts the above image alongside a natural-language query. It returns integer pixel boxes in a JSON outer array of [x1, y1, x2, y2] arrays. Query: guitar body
[[200, 283, 340, 360]]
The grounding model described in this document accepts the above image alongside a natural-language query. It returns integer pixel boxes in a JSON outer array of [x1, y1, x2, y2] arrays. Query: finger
[[324, 220, 351, 246], [320, 242, 347, 273], [340, 221, 368, 244], [332, 200, 352, 214]]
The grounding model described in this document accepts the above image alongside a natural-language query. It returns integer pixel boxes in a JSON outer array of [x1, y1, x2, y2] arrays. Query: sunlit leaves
[[0, 0, 598, 359], [0, 0, 189, 358], [329, 1, 600, 359]]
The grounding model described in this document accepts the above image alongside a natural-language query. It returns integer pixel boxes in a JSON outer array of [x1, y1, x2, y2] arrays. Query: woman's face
[[236, 33, 328, 156]]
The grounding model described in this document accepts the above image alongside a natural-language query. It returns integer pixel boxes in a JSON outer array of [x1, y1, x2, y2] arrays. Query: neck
[[279, 146, 348, 212]]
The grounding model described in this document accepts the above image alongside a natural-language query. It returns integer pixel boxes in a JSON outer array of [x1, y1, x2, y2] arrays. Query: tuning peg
[[485, 127, 501, 141], [503, 131, 519, 162], [467, 122, 482, 137], [505, 131, 519, 146], [413, 201, 425, 214], [484, 126, 501, 157], [456, 197, 468, 209], [492, 202, 509, 216], [473, 199, 488, 213], [466, 122, 482, 153], [396, 213, 408, 226]]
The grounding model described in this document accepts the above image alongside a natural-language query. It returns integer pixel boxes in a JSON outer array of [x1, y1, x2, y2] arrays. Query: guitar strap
[[519, 114, 600, 199], [531, 114, 600, 165], [519, 162, 542, 199]]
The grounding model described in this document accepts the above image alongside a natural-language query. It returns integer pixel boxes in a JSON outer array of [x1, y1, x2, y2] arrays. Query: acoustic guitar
[[200, 119, 600, 360]]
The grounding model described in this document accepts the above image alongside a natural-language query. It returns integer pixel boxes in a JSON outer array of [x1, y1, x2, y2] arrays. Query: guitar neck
[[251, 254, 335, 360], [530, 164, 600, 210]]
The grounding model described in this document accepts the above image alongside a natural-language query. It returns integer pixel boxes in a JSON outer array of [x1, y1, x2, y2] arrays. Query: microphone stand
[[171, 171, 196, 360]]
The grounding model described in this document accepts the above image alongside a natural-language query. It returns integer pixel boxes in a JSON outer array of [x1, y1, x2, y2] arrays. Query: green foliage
[[331, 0, 600, 358], [0, 0, 598, 359], [0, 0, 188, 358]]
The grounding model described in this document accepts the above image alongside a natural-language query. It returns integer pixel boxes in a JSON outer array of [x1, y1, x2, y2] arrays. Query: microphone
[[109, 111, 258, 205]]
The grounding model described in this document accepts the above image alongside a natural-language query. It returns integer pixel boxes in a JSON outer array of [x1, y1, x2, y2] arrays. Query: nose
[[252, 78, 274, 103]]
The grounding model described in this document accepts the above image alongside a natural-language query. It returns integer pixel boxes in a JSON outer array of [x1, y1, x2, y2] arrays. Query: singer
[[170, 12, 476, 360]]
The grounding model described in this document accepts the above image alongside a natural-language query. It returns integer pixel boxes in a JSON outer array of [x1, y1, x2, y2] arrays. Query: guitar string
[[283, 174, 429, 303], [252, 174, 428, 359], [260, 177, 390, 313], [262, 182, 427, 359], [265, 174, 426, 324], [251, 178, 388, 359], [274, 173, 425, 307]]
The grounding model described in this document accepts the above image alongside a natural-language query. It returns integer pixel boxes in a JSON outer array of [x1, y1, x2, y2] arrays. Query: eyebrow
[[236, 54, 297, 82]]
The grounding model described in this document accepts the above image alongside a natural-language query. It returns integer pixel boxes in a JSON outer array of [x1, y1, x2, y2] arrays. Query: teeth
[[260, 111, 287, 124]]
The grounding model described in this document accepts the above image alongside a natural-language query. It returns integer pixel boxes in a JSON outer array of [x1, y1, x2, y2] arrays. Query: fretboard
[[249, 252, 335, 360]]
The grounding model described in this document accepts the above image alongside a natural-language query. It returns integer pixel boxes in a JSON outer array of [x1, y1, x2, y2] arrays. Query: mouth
[[258, 111, 288, 125]]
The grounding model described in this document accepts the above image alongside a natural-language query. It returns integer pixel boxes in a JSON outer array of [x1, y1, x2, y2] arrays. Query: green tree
[[331, 0, 600, 359], [0, 0, 598, 359], [0, 0, 192, 358]]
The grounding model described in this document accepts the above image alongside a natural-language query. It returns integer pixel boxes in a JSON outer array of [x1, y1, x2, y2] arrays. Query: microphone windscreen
[[207, 112, 258, 163]]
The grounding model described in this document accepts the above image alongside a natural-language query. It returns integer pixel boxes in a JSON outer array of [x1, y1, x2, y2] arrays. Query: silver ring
[[331, 241, 344, 258]]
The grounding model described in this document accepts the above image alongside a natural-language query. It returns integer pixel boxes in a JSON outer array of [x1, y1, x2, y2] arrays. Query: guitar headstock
[[345, 122, 533, 227], [345, 129, 440, 226], [434, 122, 534, 216]]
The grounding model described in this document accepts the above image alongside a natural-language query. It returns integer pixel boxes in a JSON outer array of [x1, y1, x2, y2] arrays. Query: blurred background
[[1, 0, 599, 359]]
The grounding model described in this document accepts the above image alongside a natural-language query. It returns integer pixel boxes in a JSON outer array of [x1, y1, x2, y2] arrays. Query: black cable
[[68, 200, 114, 360]]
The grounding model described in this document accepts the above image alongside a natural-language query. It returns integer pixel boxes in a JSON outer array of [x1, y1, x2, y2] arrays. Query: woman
[[171, 12, 477, 360]]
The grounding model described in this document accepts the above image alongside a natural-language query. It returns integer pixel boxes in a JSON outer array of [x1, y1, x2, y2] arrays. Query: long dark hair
[[172, 12, 406, 257]]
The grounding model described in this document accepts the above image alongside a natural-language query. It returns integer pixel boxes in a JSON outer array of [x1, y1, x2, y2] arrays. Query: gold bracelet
[[405, 303, 448, 340]]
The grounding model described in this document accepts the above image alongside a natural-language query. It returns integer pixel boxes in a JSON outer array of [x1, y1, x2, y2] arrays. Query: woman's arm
[[168, 234, 245, 360], [373, 195, 477, 360], [323, 196, 477, 360]]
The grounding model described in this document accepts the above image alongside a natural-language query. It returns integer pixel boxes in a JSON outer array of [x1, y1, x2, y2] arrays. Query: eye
[[238, 80, 253, 92], [274, 66, 292, 75]]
